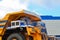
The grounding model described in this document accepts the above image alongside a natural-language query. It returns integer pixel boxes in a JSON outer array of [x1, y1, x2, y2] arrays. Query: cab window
[[12, 22, 15, 26], [20, 22, 25, 25], [16, 22, 19, 25]]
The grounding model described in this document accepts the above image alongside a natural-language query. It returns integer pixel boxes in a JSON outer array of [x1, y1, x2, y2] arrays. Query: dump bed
[[3, 10, 41, 21]]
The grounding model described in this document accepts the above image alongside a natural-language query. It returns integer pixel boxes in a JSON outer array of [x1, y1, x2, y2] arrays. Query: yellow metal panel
[[26, 27, 42, 40], [0, 28, 3, 35], [0, 36, 2, 40], [0, 28, 3, 34]]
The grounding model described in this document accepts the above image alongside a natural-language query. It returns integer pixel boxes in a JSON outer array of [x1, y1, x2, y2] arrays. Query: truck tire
[[7, 33, 25, 40]]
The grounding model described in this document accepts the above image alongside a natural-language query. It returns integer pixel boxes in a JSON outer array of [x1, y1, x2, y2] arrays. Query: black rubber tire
[[7, 33, 25, 40]]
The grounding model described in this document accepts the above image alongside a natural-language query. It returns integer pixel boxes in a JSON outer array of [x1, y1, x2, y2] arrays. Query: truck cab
[[11, 20, 26, 28]]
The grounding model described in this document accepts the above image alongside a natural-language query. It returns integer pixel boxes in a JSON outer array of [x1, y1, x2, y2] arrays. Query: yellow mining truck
[[0, 10, 54, 40]]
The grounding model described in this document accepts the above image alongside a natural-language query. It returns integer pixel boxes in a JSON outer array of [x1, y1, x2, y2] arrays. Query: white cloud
[[0, 0, 29, 19], [30, 0, 44, 6], [0, 0, 28, 10]]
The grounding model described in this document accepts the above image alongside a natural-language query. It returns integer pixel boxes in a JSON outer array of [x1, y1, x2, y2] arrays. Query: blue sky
[[0, 0, 60, 18], [28, 0, 60, 16]]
